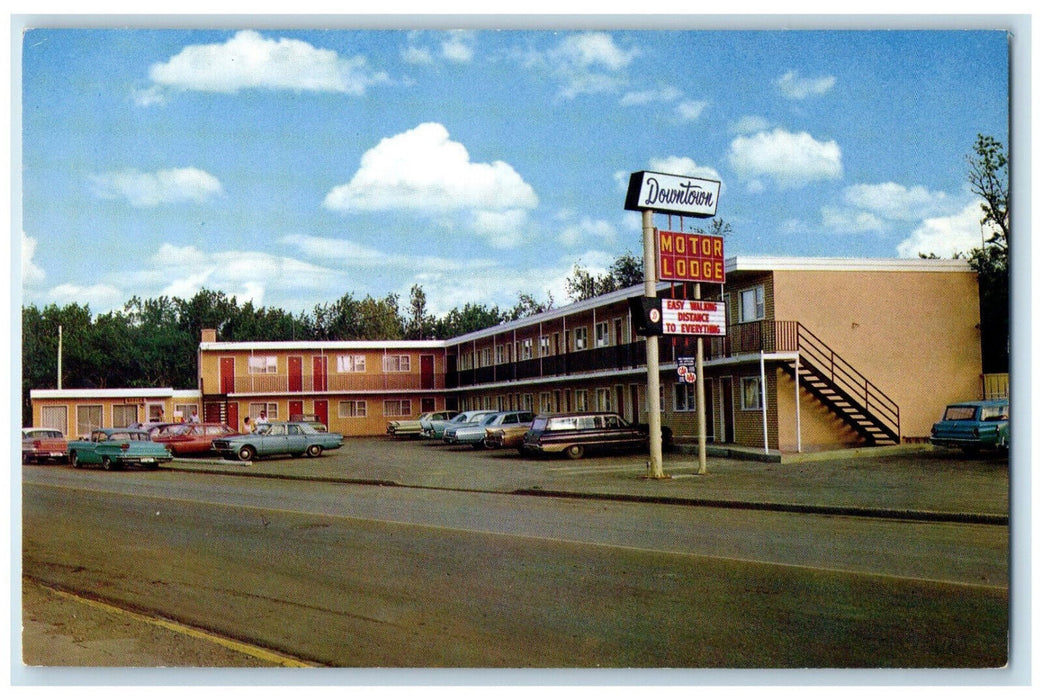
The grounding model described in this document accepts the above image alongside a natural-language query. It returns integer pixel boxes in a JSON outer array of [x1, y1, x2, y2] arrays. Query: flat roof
[[31, 388, 201, 399], [199, 339, 446, 352]]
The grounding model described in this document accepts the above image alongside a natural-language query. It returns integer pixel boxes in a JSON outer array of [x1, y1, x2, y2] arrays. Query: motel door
[[313, 356, 328, 392], [220, 357, 235, 394], [314, 400, 328, 429], [226, 402, 239, 431], [288, 356, 303, 392], [421, 354, 435, 390], [289, 400, 304, 419]]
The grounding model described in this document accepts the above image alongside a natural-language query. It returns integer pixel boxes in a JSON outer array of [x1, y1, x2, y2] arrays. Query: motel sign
[[658, 230, 725, 284]]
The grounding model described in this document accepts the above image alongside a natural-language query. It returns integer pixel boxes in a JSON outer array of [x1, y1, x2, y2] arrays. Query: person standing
[[243, 416, 253, 433]]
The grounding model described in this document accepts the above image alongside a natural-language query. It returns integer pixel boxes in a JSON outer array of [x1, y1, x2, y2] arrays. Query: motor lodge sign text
[[657, 230, 726, 284]]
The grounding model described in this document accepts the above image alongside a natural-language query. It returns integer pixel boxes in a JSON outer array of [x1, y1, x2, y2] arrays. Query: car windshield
[[530, 417, 548, 431], [980, 405, 1009, 421], [481, 414, 500, 425]]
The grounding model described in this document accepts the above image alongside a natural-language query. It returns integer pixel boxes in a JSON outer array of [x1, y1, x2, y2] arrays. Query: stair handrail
[[795, 323, 901, 440]]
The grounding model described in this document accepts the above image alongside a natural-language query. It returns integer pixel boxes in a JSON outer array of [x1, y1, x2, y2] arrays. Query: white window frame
[[741, 376, 763, 410], [383, 355, 412, 373], [383, 399, 410, 417], [740, 285, 766, 323], [337, 354, 366, 373], [41, 405, 68, 435], [112, 404, 138, 428], [674, 383, 697, 412], [574, 389, 589, 412], [595, 387, 612, 411], [340, 400, 368, 418], [595, 321, 611, 348], [574, 327, 588, 351], [248, 355, 278, 374], [249, 402, 279, 420], [76, 404, 104, 437]]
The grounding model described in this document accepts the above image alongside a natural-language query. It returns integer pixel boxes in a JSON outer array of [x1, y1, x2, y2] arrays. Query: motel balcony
[[448, 321, 801, 388], [206, 372, 446, 396]]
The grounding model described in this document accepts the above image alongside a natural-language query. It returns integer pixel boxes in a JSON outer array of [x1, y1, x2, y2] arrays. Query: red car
[[152, 423, 240, 456]]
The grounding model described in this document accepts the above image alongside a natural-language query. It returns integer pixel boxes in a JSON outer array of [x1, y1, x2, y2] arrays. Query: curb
[[163, 463, 1006, 527]]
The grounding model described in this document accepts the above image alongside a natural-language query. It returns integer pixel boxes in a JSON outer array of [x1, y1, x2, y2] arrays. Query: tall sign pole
[[625, 170, 721, 481], [641, 208, 665, 478]]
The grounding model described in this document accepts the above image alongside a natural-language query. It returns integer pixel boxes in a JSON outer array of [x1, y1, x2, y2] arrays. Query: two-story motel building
[[29, 256, 985, 454]]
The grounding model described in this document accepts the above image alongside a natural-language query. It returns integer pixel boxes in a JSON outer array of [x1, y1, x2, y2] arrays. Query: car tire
[[306, 444, 323, 458], [102, 456, 114, 471], [565, 444, 584, 460], [70, 452, 81, 469], [237, 445, 255, 462]]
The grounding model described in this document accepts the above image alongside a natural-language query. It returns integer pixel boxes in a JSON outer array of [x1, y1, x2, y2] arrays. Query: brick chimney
[[201, 328, 217, 343]]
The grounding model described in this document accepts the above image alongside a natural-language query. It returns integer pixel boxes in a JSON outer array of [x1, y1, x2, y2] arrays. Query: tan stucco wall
[[771, 268, 982, 439]]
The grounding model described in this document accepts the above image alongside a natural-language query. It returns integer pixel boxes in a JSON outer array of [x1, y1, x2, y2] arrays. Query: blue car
[[930, 399, 1009, 453]]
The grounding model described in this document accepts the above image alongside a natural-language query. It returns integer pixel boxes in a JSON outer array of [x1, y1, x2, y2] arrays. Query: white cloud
[[819, 205, 886, 233], [558, 216, 618, 247], [527, 32, 638, 99], [675, 100, 708, 122], [90, 167, 223, 207], [731, 115, 771, 134], [896, 201, 987, 258], [440, 31, 475, 63], [145, 30, 389, 98], [620, 86, 681, 106], [48, 282, 124, 310], [472, 209, 531, 248], [728, 128, 842, 189], [776, 70, 836, 99], [323, 123, 538, 226], [648, 156, 722, 185], [842, 182, 954, 221], [401, 45, 433, 65], [22, 232, 45, 284]]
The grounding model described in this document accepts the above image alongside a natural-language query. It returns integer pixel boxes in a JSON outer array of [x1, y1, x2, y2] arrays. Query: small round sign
[[649, 308, 661, 323]]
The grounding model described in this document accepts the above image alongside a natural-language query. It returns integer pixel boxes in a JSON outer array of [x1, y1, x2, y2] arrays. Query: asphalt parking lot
[[166, 437, 1010, 522]]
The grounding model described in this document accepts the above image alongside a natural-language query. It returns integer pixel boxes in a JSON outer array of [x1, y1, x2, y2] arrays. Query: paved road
[[20, 450, 1009, 670]]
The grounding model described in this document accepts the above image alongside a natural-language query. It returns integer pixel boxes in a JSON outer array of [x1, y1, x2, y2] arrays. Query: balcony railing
[[219, 372, 445, 395]]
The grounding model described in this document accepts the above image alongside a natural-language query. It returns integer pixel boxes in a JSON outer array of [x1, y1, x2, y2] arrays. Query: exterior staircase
[[781, 323, 901, 445]]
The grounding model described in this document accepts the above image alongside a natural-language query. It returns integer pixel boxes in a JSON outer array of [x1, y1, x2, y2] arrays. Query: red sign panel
[[657, 230, 725, 284]]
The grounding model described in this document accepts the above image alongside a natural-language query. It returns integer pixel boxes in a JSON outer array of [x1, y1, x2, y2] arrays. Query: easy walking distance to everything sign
[[661, 299, 726, 337]]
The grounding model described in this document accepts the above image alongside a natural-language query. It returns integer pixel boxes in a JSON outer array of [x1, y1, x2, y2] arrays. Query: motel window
[[595, 388, 612, 412], [674, 383, 697, 412], [740, 286, 765, 323], [574, 327, 588, 351], [595, 321, 610, 348], [497, 395, 508, 411], [76, 405, 104, 438], [383, 400, 410, 417], [175, 403, 199, 422], [540, 392, 553, 413], [383, 355, 411, 373], [521, 338, 534, 360], [340, 400, 368, 418], [540, 336, 551, 357], [741, 377, 763, 410], [337, 355, 366, 373], [112, 404, 139, 428], [480, 347, 492, 368], [574, 390, 589, 412], [40, 405, 68, 435], [495, 345, 507, 365], [249, 402, 278, 420], [248, 355, 278, 374], [521, 394, 534, 411]]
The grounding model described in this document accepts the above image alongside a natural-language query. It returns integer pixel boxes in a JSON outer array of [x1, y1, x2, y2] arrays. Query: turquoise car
[[930, 399, 1010, 453], [68, 428, 172, 470], [211, 421, 344, 461]]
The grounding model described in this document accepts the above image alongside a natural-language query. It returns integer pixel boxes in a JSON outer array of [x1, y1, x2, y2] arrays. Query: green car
[[68, 428, 173, 470], [930, 399, 1010, 454], [211, 421, 344, 462]]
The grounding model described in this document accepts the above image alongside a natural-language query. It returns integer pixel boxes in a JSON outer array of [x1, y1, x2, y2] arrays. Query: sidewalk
[[164, 440, 1010, 525]]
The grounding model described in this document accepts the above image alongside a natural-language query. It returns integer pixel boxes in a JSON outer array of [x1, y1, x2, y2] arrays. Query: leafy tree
[[966, 134, 1010, 373], [432, 303, 504, 338], [504, 291, 555, 322], [404, 285, 435, 339]]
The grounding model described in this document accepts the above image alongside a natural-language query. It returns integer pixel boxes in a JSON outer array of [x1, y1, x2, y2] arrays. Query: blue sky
[[19, 26, 1010, 317]]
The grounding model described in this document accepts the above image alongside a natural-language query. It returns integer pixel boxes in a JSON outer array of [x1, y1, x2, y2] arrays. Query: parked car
[[930, 399, 1010, 453], [211, 421, 344, 462], [68, 428, 172, 470], [22, 427, 68, 464], [485, 420, 535, 450], [421, 410, 488, 440], [290, 414, 328, 432], [387, 411, 458, 438], [452, 410, 534, 449], [445, 411, 532, 448], [152, 422, 240, 456], [443, 411, 498, 444], [520, 412, 671, 459]]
